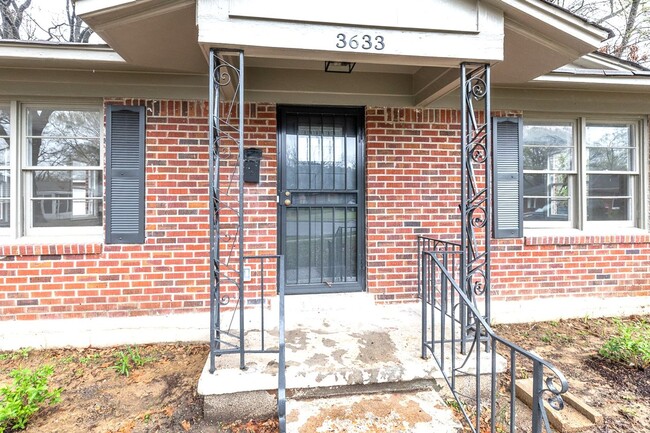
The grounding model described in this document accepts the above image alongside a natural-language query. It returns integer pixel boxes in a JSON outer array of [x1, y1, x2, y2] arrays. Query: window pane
[[27, 108, 100, 138], [28, 138, 100, 167], [587, 174, 629, 197], [26, 108, 101, 169], [523, 124, 574, 171], [0, 170, 9, 228], [586, 124, 634, 171], [524, 147, 572, 171], [0, 105, 9, 166], [297, 117, 309, 189], [31, 170, 102, 227], [586, 174, 631, 222], [523, 173, 569, 222], [587, 198, 630, 221]]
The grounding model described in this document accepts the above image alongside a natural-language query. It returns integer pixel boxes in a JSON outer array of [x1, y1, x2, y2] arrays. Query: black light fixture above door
[[324, 61, 356, 73]]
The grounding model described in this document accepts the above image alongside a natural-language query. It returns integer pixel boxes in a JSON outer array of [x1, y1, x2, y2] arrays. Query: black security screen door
[[278, 106, 365, 294]]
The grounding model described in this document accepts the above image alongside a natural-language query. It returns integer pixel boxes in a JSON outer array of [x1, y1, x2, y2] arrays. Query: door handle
[[284, 199, 291, 206], [283, 191, 291, 206]]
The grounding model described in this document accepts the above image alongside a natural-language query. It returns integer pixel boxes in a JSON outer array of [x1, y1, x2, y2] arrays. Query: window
[[523, 118, 642, 230], [0, 105, 10, 231], [0, 102, 103, 239]]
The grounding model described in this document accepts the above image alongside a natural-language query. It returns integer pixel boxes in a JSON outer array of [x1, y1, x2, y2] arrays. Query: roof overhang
[[77, 0, 206, 73], [0, 41, 126, 69], [64, 0, 613, 105]]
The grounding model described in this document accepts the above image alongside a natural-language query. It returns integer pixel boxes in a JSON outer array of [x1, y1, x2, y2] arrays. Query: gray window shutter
[[492, 117, 523, 239], [106, 105, 145, 244]]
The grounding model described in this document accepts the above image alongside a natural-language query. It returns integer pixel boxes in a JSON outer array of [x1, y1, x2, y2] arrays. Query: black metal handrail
[[421, 247, 568, 433]]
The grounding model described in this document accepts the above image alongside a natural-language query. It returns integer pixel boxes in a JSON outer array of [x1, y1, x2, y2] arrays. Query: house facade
[[0, 0, 649, 348]]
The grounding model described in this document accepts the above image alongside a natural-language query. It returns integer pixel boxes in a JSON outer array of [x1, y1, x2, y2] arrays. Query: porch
[[198, 293, 478, 432]]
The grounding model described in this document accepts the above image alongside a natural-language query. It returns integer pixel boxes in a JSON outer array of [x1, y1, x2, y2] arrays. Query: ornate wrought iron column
[[209, 49, 246, 373], [460, 63, 491, 350]]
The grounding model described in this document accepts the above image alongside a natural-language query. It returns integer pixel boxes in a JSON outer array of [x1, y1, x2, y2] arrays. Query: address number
[[336, 33, 385, 51]]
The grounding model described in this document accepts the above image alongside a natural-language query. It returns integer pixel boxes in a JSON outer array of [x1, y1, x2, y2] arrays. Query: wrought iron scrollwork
[[460, 63, 491, 349], [207, 49, 287, 433], [419, 64, 570, 433], [209, 50, 246, 372]]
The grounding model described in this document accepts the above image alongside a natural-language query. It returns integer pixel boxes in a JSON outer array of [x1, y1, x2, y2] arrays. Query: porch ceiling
[[75, 0, 610, 107]]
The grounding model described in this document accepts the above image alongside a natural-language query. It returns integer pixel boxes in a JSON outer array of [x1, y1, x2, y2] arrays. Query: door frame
[[276, 105, 366, 295]]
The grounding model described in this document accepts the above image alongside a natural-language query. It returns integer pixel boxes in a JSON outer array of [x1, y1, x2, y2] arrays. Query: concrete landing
[[198, 293, 500, 426], [286, 390, 462, 433], [199, 294, 446, 422]]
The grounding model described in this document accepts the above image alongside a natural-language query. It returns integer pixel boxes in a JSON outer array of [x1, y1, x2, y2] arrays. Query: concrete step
[[286, 390, 462, 433], [199, 296, 504, 427], [199, 301, 443, 423]]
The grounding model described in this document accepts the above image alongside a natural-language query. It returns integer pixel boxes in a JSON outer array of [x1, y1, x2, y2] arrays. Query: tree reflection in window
[[26, 108, 102, 228]]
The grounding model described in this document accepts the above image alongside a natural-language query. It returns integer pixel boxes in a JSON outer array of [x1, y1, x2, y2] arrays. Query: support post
[[459, 63, 491, 351], [208, 49, 246, 372]]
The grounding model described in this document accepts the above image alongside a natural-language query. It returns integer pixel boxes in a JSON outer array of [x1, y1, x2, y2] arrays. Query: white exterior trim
[[0, 313, 209, 350], [491, 296, 650, 324], [1, 295, 648, 350]]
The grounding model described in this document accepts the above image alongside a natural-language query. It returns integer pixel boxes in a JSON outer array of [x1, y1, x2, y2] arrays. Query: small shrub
[[112, 351, 132, 376], [599, 319, 650, 369], [111, 346, 154, 376], [0, 366, 61, 432]]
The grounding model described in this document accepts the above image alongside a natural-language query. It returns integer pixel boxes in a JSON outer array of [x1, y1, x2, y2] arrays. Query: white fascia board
[[0, 42, 126, 65], [197, 0, 504, 66], [580, 53, 643, 72], [533, 74, 650, 90], [75, 0, 137, 16], [490, 0, 609, 48]]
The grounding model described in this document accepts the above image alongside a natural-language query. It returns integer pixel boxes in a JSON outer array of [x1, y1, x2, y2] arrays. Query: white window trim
[[523, 119, 577, 230], [0, 100, 104, 241], [524, 115, 646, 233]]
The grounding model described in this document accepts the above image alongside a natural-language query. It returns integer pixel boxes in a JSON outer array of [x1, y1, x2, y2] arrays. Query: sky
[[26, 0, 105, 43]]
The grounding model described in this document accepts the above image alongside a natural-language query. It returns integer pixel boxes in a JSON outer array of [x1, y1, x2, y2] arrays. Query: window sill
[[0, 236, 103, 257], [524, 229, 650, 246]]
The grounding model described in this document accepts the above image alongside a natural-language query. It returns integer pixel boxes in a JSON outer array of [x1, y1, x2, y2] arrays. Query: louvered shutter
[[492, 117, 523, 239], [106, 106, 145, 244]]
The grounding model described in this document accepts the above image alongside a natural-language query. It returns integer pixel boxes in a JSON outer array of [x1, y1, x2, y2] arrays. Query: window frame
[[522, 119, 577, 229], [581, 119, 639, 230], [523, 115, 645, 232], [0, 100, 104, 241]]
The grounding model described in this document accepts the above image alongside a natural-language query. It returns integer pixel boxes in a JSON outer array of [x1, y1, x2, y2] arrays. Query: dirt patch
[[0, 343, 212, 433], [494, 315, 650, 433], [354, 331, 398, 363], [297, 394, 433, 433]]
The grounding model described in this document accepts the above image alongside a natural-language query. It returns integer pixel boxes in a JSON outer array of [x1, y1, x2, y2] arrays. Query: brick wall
[[491, 235, 650, 300], [1, 101, 649, 322], [0, 100, 277, 321], [365, 107, 462, 300]]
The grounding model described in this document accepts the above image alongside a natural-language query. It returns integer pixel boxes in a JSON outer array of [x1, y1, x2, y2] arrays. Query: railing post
[[459, 62, 491, 352], [209, 49, 246, 371], [421, 252, 428, 359], [531, 361, 543, 433], [278, 255, 286, 433]]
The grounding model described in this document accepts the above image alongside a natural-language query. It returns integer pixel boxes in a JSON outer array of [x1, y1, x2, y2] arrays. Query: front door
[[278, 106, 365, 294]]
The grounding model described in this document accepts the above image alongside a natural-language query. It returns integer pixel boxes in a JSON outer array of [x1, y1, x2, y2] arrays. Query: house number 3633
[[335, 33, 385, 51]]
